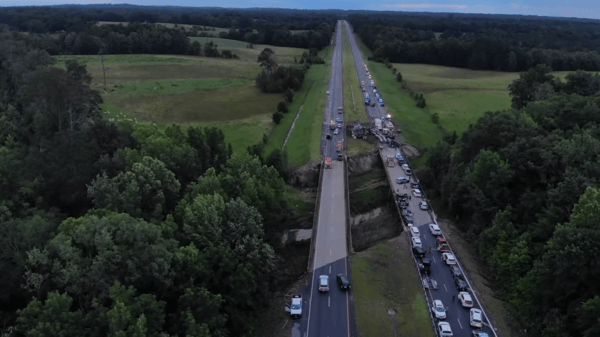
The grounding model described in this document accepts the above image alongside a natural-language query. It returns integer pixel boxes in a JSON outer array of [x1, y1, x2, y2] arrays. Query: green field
[[264, 46, 333, 167], [352, 236, 434, 337], [189, 36, 249, 49], [54, 47, 306, 154], [342, 24, 369, 124], [96, 21, 232, 35]]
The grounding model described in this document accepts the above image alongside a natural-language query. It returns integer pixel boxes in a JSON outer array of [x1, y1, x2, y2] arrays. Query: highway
[[343, 21, 498, 337], [292, 20, 353, 337]]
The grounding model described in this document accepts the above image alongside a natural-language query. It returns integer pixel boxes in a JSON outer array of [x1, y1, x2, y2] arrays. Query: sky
[[1, 0, 600, 20]]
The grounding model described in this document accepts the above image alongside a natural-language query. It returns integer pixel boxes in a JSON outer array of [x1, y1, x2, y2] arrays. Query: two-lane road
[[294, 20, 353, 337], [345, 20, 497, 337]]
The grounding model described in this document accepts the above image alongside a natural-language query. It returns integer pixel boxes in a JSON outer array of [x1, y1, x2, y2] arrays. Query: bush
[[392, 68, 397, 74], [272, 111, 283, 124], [396, 72, 403, 82], [417, 97, 427, 109], [284, 88, 294, 103], [277, 101, 289, 113], [431, 112, 439, 123]]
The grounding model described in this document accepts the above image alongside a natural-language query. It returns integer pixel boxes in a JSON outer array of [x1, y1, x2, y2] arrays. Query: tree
[[564, 70, 600, 96], [508, 63, 558, 109], [277, 101, 288, 113], [88, 156, 181, 219], [272, 111, 283, 124], [257, 48, 277, 75], [396, 72, 403, 82], [190, 41, 201, 56]]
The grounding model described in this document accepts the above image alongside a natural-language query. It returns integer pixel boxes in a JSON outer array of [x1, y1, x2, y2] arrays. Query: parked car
[[442, 253, 457, 265], [371, 101, 375, 107], [402, 164, 412, 175], [472, 330, 489, 337], [375, 93, 381, 98], [429, 223, 442, 236], [455, 277, 469, 291], [409, 226, 420, 237], [470, 308, 483, 328], [412, 189, 422, 198], [379, 99, 385, 107], [458, 291, 474, 308], [419, 201, 429, 210], [396, 176, 410, 184], [411, 236, 422, 248], [290, 295, 302, 319], [326, 134, 332, 139], [333, 129, 339, 135], [373, 89, 377, 93], [336, 117, 343, 122], [431, 299, 447, 319], [318, 275, 329, 292], [438, 322, 453, 337], [450, 265, 464, 280], [337, 123, 342, 128], [402, 209, 413, 218], [337, 274, 351, 290], [395, 153, 405, 163], [413, 246, 426, 258]]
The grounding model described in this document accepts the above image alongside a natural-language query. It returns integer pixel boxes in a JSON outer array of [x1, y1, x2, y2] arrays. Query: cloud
[[381, 3, 468, 9], [510, 2, 530, 11]]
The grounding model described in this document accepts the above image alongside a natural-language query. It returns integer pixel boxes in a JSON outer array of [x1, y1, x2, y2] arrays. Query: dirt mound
[[347, 152, 382, 175], [402, 144, 421, 158]]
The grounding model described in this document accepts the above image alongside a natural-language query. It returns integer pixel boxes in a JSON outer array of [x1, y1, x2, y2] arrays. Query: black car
[[406, 218, 414, 226], [402, 209, 413, 217], [399, 202, 409, 209], [337, 274, 352, 290], [455, 277, 469, 291], [412, 246, 426, 258], [450, 265, 464, 280]]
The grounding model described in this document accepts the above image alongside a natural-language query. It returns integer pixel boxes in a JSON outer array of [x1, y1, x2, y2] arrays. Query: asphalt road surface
[[344, 21, 498, 337], [291, 20, 353, 337]]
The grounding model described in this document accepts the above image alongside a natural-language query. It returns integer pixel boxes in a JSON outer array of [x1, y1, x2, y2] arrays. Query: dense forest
[[424, 65, 600, 336], [0, 5, 335, 50], [0, 28, 301, 336], [349, 13, 600, 71]]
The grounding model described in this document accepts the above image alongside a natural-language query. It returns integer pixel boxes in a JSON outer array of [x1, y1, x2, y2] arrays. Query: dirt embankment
[[347, 153, 402, 251]]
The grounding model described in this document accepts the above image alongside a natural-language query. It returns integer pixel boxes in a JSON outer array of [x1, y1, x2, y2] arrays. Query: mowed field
[[352, 236, 434, 337], [54, 46, 306, 154]]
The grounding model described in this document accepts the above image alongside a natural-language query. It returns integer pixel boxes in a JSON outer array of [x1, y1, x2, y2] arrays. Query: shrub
[[277, 101, 289, 113], [272, 111, 283, 124]]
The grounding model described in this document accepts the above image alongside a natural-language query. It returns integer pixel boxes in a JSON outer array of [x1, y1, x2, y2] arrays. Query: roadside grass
[[352, 236, 434, 337], [367, 61, 443, 151], [264, 45, 333, 167], [342, 24, 369, 124], [284, 185, 314, 213], [227, 44, 304, 65]]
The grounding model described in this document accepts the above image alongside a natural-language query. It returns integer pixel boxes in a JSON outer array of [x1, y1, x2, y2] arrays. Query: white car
[[411, 236, 422, 248], [419, 201, 428, 210], [431, 299, 446, 319], [412, 189, 422, 198], [290, 295, 302, 318], [470, 308, 483, 327], [429, 223, 442, 236], [458, 291, 474, 308], [442, 253, 457, 265], [438, 321, 453, 337], [409, 226, 420, 237]]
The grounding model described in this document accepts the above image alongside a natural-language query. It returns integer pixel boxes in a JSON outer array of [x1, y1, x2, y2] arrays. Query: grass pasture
[[189, 36, 249, 49], [54, 46, 307, 154], [96, 21, 232, 35], [352, 236, 434, 337]]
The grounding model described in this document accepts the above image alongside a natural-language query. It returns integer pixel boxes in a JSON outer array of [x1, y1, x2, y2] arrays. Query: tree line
[[424, 65, 600, 336], [0, 4, 336, 51], [350, 14, 600, 71], [0, 30, 298, 336]]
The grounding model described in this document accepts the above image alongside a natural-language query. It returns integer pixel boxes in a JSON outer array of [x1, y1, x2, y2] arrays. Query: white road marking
[[457, 318, 463, 329], [443, 284, 448, 292], [329, 266, 331, 274], [431, 256, 437, 263], [328, 296, 331, 307]]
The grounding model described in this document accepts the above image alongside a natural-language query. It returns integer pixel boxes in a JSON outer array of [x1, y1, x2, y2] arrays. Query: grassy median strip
[[352, 236, 434, 337], [265, 46, 333, 167], [342, 25, 369, 124]]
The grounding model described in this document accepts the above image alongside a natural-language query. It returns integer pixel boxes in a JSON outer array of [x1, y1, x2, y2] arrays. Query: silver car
[[470, 308, 483, 328], [438, 322, 453, 337], [429, 223, 442, 236]]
